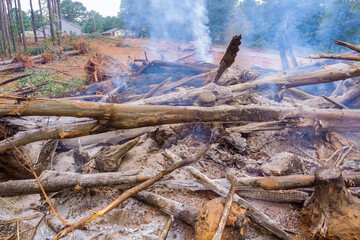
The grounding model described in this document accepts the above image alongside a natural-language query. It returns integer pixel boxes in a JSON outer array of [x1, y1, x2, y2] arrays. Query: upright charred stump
[[302, 166, 360, 239], [213, 35, 242, 84]]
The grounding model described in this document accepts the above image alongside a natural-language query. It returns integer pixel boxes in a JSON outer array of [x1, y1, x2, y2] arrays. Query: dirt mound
[[84, 53, 105, 83], [13, 53, 34, 69], [72, 38, 89, 54]]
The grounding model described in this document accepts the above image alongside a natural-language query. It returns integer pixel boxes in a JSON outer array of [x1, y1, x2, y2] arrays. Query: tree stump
[[302, 166, 360, 239]]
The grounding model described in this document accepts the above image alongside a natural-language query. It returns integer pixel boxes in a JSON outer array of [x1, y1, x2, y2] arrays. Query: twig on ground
[[158, 216, 173, 240], [212, 175, 237, 240]]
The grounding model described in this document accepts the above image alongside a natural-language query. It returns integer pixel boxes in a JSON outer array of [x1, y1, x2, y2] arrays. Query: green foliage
[[207, 0, 238, 43], [60, 0, 87, 23], [14, 69, 87, 98], [25, 45, 47, 55]]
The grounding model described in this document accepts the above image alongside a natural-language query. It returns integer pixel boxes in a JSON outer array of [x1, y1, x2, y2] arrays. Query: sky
[[22, 0, 121, 17]]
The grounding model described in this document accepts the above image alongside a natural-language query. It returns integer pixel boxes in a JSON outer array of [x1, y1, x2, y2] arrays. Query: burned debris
[[1, 36, 360, 240]]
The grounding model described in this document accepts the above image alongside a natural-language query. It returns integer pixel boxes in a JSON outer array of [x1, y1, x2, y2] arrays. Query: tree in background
[[6, 0, 17, 52], [207, 0, 237, 43], [118, 0, 150, 37], [29, 0, 38, 42], [17, 0, 27, 51], [47, 0, 56, 44], [60, 0, 86, 23], [38, 0, 46, 40]]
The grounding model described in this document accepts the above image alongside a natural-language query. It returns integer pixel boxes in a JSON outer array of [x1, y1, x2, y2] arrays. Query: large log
[[2, 98, 360, 132]]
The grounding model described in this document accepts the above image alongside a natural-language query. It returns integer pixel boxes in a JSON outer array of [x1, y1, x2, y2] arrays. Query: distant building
[[36, 19, 82, 37], [101, 28, 136, 38]]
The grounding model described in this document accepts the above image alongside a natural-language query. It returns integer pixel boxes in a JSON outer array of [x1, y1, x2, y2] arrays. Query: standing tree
[[56, 0, 62, 45], [0, 0, 9, 57], [47, 0, 56, 44], [60, 0, 87, 23], [38, 0, 46, 40], [17, 0, 27, 51], [1, 0, 11, 57], [6, 0, 17, 52], [29, 0, 38, 42]]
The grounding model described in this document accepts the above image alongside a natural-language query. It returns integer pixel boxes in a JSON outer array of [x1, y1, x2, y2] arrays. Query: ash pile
[[1, 36, 360, 240]]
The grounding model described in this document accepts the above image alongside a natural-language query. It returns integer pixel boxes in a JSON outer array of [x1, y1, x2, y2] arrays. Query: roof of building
[[62, 19, 81, 29], [101, 28, 120, 34]]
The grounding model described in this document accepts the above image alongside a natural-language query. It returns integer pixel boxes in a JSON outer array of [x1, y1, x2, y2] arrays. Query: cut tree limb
[[0, 121, 98, 154], [307, 53, 360, 61], [332, 38, 360, 53], [0, 171, 149, 197]]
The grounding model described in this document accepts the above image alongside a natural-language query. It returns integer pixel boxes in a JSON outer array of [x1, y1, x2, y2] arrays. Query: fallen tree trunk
[[3, 98, 360, 132], [0, 50, 81, 73], [0, 171, 150, 197]]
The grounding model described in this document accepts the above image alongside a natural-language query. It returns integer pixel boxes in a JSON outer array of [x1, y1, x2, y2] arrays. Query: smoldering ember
[[1, 0, 360, 239]]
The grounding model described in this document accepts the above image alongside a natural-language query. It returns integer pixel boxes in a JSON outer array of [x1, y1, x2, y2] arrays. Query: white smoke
[[149, 0, 213, 63]]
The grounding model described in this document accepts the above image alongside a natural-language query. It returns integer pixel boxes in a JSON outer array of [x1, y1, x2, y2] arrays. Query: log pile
[[1, 37, 360, 239]]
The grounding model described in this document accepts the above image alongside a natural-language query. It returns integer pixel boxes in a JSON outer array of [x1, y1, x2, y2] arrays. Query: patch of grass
[[14, 69, 88, 98]]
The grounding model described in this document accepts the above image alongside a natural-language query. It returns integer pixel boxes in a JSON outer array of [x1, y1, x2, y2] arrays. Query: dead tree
[[302, 166, 360, 239], [213, 35, 242, 84]]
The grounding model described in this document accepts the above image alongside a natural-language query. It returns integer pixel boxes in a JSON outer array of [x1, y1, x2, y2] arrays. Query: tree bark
[[2, 98, 360, 132], [302, 166, 360, 239], [56, 0, 61, 46], [47, 0, 56, 45], [213, 35, 242, 84], [29, 0, 38, 42], [17, 0, 27, 51], [0, 0, 9, 57], [0, 171, 150, 197], [6, 0, 16, 52], [38, 0, 46, 40]]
